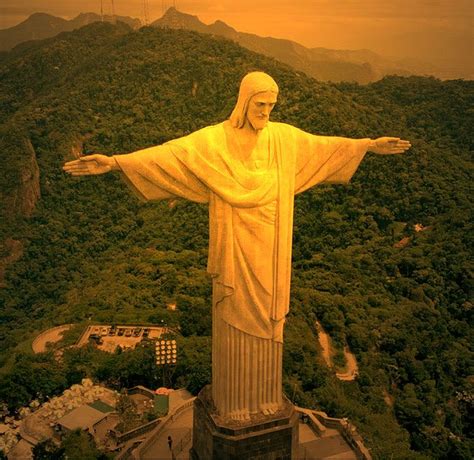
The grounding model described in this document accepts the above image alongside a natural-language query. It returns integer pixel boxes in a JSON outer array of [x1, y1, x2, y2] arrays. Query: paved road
[[32, 324, 72, 353], [141, 407, 193, 460]]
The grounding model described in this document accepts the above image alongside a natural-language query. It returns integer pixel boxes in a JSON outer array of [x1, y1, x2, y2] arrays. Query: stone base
[[190, 386, 299, 460]]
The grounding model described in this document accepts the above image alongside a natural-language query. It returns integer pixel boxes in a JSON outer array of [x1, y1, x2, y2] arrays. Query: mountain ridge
[[2, 7, 411, 84], [0, 11, 141, 52], [2, 7, 469, 81], [152, 7, 411, 84]]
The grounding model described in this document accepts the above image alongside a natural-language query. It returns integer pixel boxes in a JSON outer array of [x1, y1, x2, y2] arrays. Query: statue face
[[245, 91, 278, 131]]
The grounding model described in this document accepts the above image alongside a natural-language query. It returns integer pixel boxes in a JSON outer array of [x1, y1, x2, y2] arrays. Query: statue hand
[[369, 137, 411, 155], [63, 154, 119, 176]]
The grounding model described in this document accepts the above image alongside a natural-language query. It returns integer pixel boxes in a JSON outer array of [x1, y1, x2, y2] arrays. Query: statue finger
[[64, 166, 94, 174], [68, 170, 99, 176], [63, 160, 83, 167], [63, 164, 89, 171], [397, 143, 411, 150]]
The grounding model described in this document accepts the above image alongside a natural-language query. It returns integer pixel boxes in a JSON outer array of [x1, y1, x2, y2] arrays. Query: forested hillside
[[0, 23, 472, 459]]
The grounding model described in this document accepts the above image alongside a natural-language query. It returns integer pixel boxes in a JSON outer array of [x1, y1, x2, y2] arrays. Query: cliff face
[[1, 137, 40, 219], [0, 133, 40, 286], [16, 139, 40, 217]]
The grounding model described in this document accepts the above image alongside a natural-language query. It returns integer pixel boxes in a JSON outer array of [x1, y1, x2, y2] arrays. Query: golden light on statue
[[63, 70, 410, 457]]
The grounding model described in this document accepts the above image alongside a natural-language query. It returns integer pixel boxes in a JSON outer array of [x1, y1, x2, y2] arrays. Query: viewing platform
[[123, 399, 371, 460]]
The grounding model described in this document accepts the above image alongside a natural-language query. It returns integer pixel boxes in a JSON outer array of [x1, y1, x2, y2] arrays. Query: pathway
[[316, 322, 358, 381], [32, 324, 72, 353], [140, 406, 193, 460]]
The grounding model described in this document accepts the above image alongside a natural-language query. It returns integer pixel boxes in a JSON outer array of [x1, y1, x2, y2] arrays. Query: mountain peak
[[211, 19, 235, 32], [0, 11, 139, 51], [162, 7, 196, 20], [29, 12, 57, 19], [152, 7, 207, 31], [16, 12, 67, 27]]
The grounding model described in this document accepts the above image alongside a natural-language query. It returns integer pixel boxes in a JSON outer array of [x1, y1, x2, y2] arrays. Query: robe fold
[[115, 120, 369, 416], [114, 121, 369, 343]]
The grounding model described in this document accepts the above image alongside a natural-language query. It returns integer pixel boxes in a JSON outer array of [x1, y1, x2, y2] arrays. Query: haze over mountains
[[1, 7, 470, 83], [152, 7, 409, 84]]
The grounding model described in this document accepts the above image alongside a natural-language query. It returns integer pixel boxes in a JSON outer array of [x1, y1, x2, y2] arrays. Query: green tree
[[32, 439, 64, 460], [115, 392, 141, 433], [60, 429, 104, 460]]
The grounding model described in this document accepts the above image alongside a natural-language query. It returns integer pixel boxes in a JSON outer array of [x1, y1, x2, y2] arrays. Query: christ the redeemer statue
[[64, 72, 410, 421]]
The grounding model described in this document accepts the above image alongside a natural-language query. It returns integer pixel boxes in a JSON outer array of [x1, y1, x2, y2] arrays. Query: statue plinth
[[190, 386, 299, 460]]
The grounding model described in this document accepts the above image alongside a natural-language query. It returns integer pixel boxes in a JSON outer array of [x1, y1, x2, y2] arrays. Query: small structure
[[55, 401, 115, 437], [127, 386, 165, 416], [154, 389, 171, 417], [76, 324, 170, 353]]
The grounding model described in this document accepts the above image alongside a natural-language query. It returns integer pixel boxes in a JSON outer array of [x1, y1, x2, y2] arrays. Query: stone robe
[[115, 120, 369, 416]]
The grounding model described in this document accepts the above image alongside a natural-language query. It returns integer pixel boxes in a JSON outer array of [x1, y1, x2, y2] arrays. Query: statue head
[[230, 71, 279, 130]]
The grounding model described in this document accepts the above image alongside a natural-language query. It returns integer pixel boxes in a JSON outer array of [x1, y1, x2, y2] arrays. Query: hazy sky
[[1, 1, 472, 61]]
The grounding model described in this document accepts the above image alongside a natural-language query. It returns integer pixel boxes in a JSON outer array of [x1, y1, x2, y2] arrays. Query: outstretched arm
[[63, 154, 121, 176], [64, 143, 209, 203], [291, 125, 412, 194], [368, 137, 411, 155]]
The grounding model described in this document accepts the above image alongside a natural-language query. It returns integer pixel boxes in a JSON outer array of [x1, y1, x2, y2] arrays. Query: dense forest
[[0, 23, 472, 459]]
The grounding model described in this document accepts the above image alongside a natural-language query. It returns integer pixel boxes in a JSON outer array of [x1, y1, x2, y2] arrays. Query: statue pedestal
[[190, 386, 299, 460]]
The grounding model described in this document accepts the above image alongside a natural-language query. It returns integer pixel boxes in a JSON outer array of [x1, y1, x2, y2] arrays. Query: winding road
[[32, 324, 73, 353], [316, 322, 359, 381]]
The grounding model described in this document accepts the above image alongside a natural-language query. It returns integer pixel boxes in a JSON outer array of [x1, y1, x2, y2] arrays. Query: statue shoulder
[[194, 122, 225, 136], [167, 122, 225, 149], [268, 121, 301, 137], [191, 122, 226, 142]]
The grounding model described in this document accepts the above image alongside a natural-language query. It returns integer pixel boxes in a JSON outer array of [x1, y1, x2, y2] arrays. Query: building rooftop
[[88, 400, 115, 414], [57, 404, 109, 431]]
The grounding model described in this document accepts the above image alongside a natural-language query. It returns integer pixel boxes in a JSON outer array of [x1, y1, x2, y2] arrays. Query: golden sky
[[1, 1, 472, 62]]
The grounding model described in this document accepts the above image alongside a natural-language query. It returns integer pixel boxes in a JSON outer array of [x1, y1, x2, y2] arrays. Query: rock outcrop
[[0, 126, 40, 285], [1, 136, 40, 219]]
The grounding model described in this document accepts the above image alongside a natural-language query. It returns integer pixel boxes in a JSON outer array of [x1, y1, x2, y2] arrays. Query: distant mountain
[[151, 7, 410, 84], [394, 55, 474, 81], [1, 8, 467, 83], [0, 12, 141, 51]]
